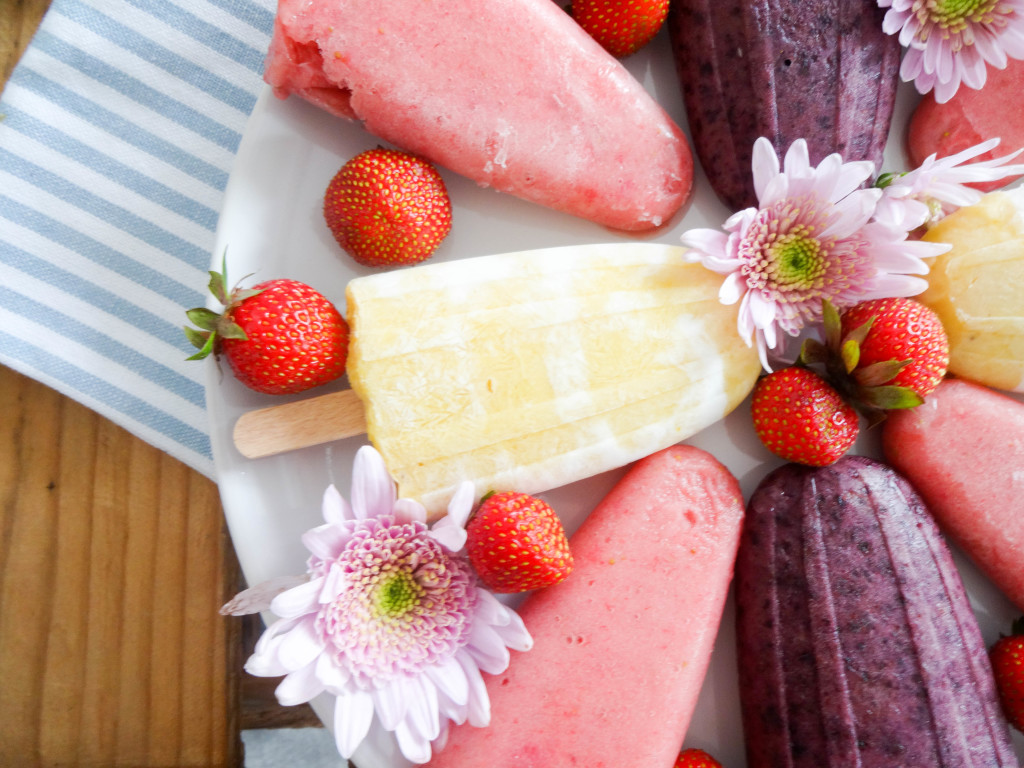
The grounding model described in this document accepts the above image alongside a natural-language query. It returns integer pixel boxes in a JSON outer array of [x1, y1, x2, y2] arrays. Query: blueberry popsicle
[[737, 456, 1015, 767], [263, 0, 693, 231], [428, 445, 746, 767]]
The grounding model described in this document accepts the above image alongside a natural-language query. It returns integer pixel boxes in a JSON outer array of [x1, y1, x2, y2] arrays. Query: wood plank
[[0, 365, 245, 767]]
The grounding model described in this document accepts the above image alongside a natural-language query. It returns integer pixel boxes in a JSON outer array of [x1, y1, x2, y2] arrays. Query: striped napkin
[[0, 0, 277, 478]]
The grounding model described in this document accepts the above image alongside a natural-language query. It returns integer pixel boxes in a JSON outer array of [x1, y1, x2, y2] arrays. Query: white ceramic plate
[[206, 32, 1024, 767]]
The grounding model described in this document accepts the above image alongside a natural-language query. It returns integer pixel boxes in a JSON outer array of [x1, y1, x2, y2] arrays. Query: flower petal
[[393, 498, 428, 526], [334, 688, 375, 759], [404, 672, 441, 743], [455, 649, 491, 728], [275, 658, 326, 706], [321, 484, 352, 524], [302, 522, 351, 561], [351, 446, 397, 520], [269, 576, 324, 619], [752, 136, 781, 201], [466, 621, 512, 675], [395, 717, 433, 765], [315, 648, 350, 694], [719, 271, 746, 306], [318, 562, 348, 603], [424, 656, 470, 708], [220, 574, 309, 616], [276, 615, 327, 672], [491, 607, 534, 653], [427, 481, 475, 551], [373, 676, 410, 731]]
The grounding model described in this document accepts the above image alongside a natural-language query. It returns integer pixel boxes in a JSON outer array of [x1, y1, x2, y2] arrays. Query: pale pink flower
[[879, 0, 1024, 102], [681, 138, 947, 370], [230, 446, 532, 764], [875, 138, 1024, 230]]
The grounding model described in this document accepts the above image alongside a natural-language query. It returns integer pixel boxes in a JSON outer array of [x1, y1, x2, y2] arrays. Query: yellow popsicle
[[346, 242, 760, 515], [922, 188, 1024, 392]]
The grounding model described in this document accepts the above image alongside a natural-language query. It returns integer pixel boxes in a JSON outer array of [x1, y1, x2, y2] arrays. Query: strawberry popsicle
[[882, 378, 1024, 612], [428, 445, 746, 767], [907, 57, 1024, 194], [263, 0, 693, 231]]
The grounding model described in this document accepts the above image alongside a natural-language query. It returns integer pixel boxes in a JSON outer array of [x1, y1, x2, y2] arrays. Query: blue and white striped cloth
[[0, 0, 278, 477]]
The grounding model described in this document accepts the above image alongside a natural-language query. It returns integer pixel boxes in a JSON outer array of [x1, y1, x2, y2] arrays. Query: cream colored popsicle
[[921, 188, 1024, 392], [345, 243, 761, 517], [428, 445, 746, 767]]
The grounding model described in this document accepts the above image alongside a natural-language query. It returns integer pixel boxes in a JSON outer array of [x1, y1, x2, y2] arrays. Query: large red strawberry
[[571, 0, 669, 58], [751, 366, 859, 466], [990, 618, 1024, 733], [323, 148, 452, 268], [465, 491, 574, 593], [185, 267, 348, 395], [840, 297, 949, 400], [674, 748, 723, 768]]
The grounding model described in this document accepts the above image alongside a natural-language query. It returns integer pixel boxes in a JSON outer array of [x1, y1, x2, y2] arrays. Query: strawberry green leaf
[[208, 269, 230, 306], [799, 337, 828, 365], [185, 307, 221, 331], [184, 327, 216, 360], [860, 384, 923, 410], [843, 316, 874, 349], [841, 339, 860, 373], [822, 299, 842, 350], [231, 287, 265, 303], [217, 319, 249, 341], [853, 359, 910, 387]]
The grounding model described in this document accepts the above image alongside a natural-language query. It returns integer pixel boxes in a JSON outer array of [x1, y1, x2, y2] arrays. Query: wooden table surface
[[0, 1, 321, 765]]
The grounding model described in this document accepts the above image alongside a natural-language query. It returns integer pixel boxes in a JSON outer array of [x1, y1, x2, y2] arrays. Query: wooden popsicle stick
[[233, 388, 367, 458]]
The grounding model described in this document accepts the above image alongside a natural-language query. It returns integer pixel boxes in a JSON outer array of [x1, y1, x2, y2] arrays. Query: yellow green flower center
[[767, 232, 826, 290], [374, 570, 422, 618], [916, 0, 1002, 38]]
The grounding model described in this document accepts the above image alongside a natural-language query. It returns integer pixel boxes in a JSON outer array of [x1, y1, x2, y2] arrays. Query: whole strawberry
[[990, 617, 1024, 732], [323, 148, 452, 268], [466, 491, 574, 593], [674, 748, 724, 768], [571, 0, 669, 58], [184, 267, 348, 395], [840, 297, 949, 399], [751, 366, 859, 466]]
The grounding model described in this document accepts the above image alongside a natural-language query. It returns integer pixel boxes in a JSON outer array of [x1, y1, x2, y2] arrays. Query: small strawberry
[[323, 148, 452, 268], [674, 748, 724, 768], [465, 491, 574, 593], [571, 0, 669, 58], [751, 366, 859, 466], [184, 266, 348, 395], [839, 297, 949, 400], [990, 617, 1024, 732]]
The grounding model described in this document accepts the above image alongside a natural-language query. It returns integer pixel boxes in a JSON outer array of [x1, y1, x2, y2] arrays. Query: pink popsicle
[[428, 445, 745, 767], [882, 378, 1024, 611], [906, 57, 1024, 193], [263, 0, 693, 231]]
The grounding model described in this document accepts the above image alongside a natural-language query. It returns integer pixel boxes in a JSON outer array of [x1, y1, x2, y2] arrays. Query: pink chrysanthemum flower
[[875, 138, 1024, 230], [681, 138, 948, 370], [228, 446, 532, 764], [879, 0, 1024, 102]]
